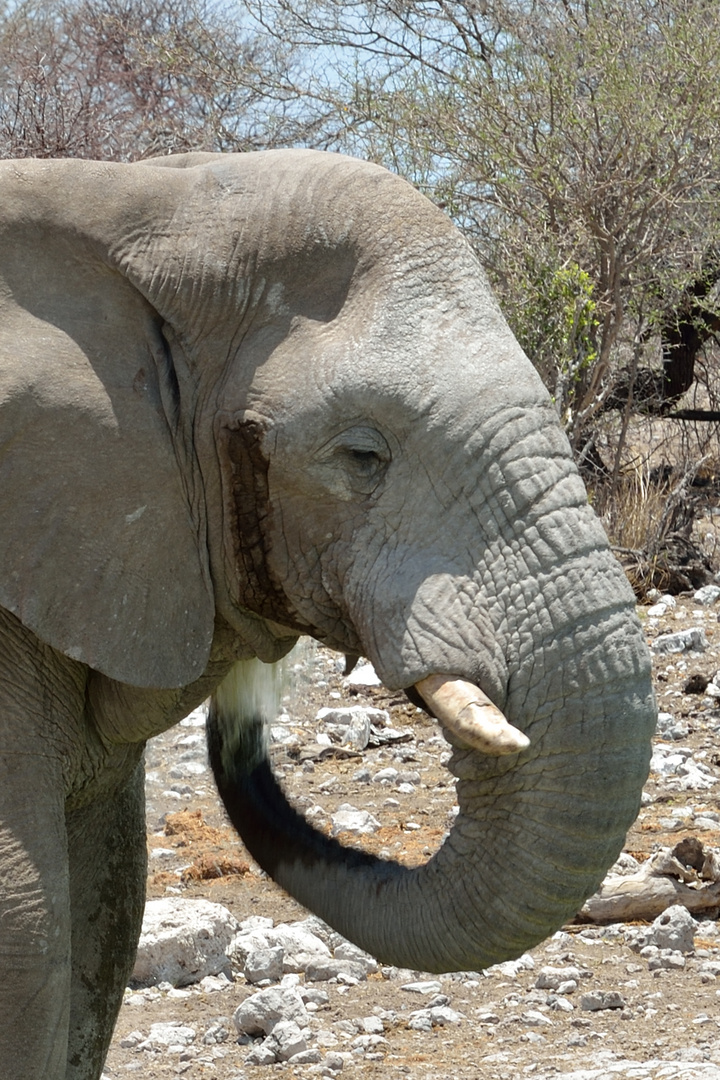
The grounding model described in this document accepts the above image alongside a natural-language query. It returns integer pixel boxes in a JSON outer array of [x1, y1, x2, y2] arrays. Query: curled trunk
[[208, 595, 654, 973]]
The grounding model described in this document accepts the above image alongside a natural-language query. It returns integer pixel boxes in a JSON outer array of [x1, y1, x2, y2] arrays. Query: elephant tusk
[[343, 653, 360, 676], [414, 674, 530, 756]]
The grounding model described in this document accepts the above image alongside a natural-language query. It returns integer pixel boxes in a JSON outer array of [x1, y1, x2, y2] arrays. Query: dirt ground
[[103, 591, 720, 1080]]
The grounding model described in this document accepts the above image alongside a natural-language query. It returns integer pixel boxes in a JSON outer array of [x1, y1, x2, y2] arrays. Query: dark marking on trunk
[[207, 705, 396, 883]]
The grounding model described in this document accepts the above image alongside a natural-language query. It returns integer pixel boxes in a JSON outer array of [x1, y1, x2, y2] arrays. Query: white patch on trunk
[[211, 642, 309, 771], [214, 656, 286, 727]]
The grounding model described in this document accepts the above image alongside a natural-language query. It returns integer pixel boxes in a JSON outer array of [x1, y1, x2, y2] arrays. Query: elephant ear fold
[[0, 273, 214, 689]]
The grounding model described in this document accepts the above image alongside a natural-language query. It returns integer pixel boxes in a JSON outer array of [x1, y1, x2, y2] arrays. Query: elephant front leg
[[66, 757, 147, 1080], [0, 747, 72, 1080]]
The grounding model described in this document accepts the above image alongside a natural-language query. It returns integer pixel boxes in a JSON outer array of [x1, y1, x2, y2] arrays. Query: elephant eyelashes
[[344, 447, 384, 477], [326, 428, 391, 495]]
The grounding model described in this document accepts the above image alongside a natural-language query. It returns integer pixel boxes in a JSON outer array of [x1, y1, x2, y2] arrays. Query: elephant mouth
[[414, 673, 530, 756]]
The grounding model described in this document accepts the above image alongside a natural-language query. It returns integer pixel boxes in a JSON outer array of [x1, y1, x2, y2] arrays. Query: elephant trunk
[[208, 594, 654, 973]]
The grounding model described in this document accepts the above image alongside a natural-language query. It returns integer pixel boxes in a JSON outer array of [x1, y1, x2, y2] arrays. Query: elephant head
[[0, 150, 656, 977]]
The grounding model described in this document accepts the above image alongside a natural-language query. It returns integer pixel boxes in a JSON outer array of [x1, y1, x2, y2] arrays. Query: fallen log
[[577, 837, 720, 923]]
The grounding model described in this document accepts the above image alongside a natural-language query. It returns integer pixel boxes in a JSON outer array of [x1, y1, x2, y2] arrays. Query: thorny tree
[[242, 0, 720, 447], [0, 0, 333, 160]]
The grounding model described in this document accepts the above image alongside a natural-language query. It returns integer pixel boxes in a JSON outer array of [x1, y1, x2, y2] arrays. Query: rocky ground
[[103, 586, 720, 1080]]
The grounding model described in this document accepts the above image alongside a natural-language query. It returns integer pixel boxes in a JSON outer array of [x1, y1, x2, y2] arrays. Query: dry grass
[[590, 448, 720, 597], [596, 465, 671, 554]]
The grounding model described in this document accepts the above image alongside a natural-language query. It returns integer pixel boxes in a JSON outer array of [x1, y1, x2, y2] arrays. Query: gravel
[[102, 601, 720, 1079]]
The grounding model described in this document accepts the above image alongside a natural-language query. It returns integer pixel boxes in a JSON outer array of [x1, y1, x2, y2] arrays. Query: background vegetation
[[4, 0, 720, 591]]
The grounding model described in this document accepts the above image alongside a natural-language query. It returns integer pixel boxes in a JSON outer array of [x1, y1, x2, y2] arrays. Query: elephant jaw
[[414, 674, 530, 756]]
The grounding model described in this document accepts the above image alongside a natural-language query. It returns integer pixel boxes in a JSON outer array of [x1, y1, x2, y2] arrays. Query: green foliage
[[242, 0, 720, 442], [502, 253, 598, 428], [7, 0, 720, 445]]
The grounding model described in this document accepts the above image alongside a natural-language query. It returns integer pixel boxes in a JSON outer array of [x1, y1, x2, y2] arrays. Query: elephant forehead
[[233, 292, 550, 447]]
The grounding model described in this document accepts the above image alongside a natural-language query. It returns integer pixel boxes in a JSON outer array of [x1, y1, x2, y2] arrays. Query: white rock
[[521, 1009, 553, 1026], [695, 816, 720, 831], [233, 986, 309, 1036], [314, 1029, 340, 1048], [300, 987, 330, 1007], [676, 759, 716, 791], [489, 954, 535, 977], [650, 748, 687, 775], [168, 760, 207, 778], [408, 1006, 462, 1031], [317, 706, 389, 750], [143, 1022, 196, 1049], [290, 915, 342, 949], [608, 853, 641, 876], [239, 916, 274, 932], [265, 1019, 308, 1061], [305, 958, 368, 982], [198, 973, 232, 994], [330, 804, 380, 836], [695, 585, 720, 605], [644, 904, 697, 953], [373, 767, 399, 783], [150, 848, 176, 859], [175, 732, 204, 748], [656, 712, 690, 740], [324, 1050, 350, 1070], [269, 724, 301, 749], [229, 928, 273, 967], [245, 1040, 277, 1065], [344, 662, 382, 686], [119, 1030, 144, 1048], [647, 949, 686, 971], [651, 627, 708, 654], [131, 899, 238, 987], [580, 991, 626, 1011], [360, 1016, 385, 1034], [266, 924, 332, 972], [401, 980, 443, 995], [245, 946, 285, 984], [288, 1048, 323, 1065], [333, 941, 379, 974], [535, 966, 582, 990], [180, 706, 207, 727], [350, 1033, 388, 1051]]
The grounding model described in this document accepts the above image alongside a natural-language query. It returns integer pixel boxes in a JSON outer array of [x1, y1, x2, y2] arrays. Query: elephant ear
[[0, 230, 214, 689]]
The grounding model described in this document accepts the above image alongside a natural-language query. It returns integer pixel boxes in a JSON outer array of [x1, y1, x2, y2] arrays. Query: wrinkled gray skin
[[0, 149, 656, 1080]]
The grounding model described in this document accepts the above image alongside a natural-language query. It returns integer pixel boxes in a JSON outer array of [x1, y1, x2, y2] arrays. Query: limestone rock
[[131, 898, 238, 988], [233, 986, 309, 1037]]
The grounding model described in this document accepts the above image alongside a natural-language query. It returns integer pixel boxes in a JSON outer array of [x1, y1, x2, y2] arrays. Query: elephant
[[0, 148, 656, 1080]]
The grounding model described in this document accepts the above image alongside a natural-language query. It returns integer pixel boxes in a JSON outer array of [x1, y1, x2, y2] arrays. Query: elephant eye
[[345, 446, 383, 475], [314, 425, 391, 497]]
